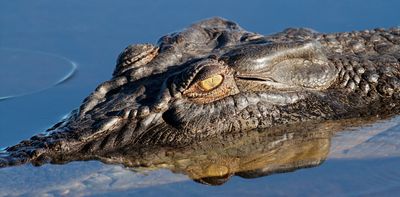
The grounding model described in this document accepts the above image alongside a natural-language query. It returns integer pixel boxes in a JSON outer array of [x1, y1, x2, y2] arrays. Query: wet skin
[[1, 17, 400, 168]]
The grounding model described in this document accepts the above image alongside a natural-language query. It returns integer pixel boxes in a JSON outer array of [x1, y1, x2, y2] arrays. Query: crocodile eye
[[180, 60, 239, 104], [198, 74, 224, 92]]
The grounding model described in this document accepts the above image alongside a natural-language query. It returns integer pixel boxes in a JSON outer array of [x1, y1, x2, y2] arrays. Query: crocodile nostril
[[113, 44, 159, 77]]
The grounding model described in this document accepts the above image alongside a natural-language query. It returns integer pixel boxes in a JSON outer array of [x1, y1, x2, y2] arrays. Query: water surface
[[1, 0, 400, 196], [0, 48, 76, 100]]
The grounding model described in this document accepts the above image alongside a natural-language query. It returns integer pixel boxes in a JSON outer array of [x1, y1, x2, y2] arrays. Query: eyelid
[[190, 66, 222, 83], [198, 74, 224, 91]]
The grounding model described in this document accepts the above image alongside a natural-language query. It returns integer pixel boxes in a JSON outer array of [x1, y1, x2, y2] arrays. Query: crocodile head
[[2, 17, 400, 165], [62, 18, 338, 149]]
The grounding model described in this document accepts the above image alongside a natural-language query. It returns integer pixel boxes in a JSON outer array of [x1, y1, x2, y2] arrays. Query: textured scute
[[1, 18, 400, 168]]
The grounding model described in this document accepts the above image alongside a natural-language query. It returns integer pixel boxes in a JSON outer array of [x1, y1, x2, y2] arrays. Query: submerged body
[[1, 18, 400, 167]]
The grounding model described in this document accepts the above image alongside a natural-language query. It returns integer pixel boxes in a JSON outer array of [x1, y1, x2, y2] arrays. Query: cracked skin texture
[[1, 17, 400, 168]]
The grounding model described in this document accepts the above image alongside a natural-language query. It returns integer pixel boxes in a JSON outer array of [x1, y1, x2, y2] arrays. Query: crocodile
[[1, 17, 400, 168]]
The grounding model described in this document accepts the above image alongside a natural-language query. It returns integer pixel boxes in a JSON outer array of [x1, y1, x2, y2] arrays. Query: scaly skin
[[1, 17, 400, 167]]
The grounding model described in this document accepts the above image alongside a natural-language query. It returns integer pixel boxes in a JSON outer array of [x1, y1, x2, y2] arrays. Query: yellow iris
[[198, 74, 223, 91]]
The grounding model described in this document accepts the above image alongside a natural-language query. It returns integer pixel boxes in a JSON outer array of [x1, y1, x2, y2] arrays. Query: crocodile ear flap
[[113, 44, 159, 77], [226, 41, 338, 89], [266, 41, 338, 89], [225, 41, 328, 72]]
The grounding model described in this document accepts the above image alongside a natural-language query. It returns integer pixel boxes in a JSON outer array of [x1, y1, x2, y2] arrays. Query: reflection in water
[[45, 118, 386, 186], [0, 48, 77, 100], [1, 117, 399, 196]]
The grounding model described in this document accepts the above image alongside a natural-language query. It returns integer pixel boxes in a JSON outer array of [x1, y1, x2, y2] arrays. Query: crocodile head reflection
[[45, 120, 353, 185], [180, 124, 331, 185], [79, 117, 389, 185]]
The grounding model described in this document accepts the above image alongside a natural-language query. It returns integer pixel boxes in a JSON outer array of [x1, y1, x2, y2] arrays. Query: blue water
[[1, 0, 400, 196], [0, 48, 77, 100]]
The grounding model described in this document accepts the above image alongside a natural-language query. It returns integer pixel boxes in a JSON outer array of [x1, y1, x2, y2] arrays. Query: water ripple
[[0, 48, 78, 101]]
